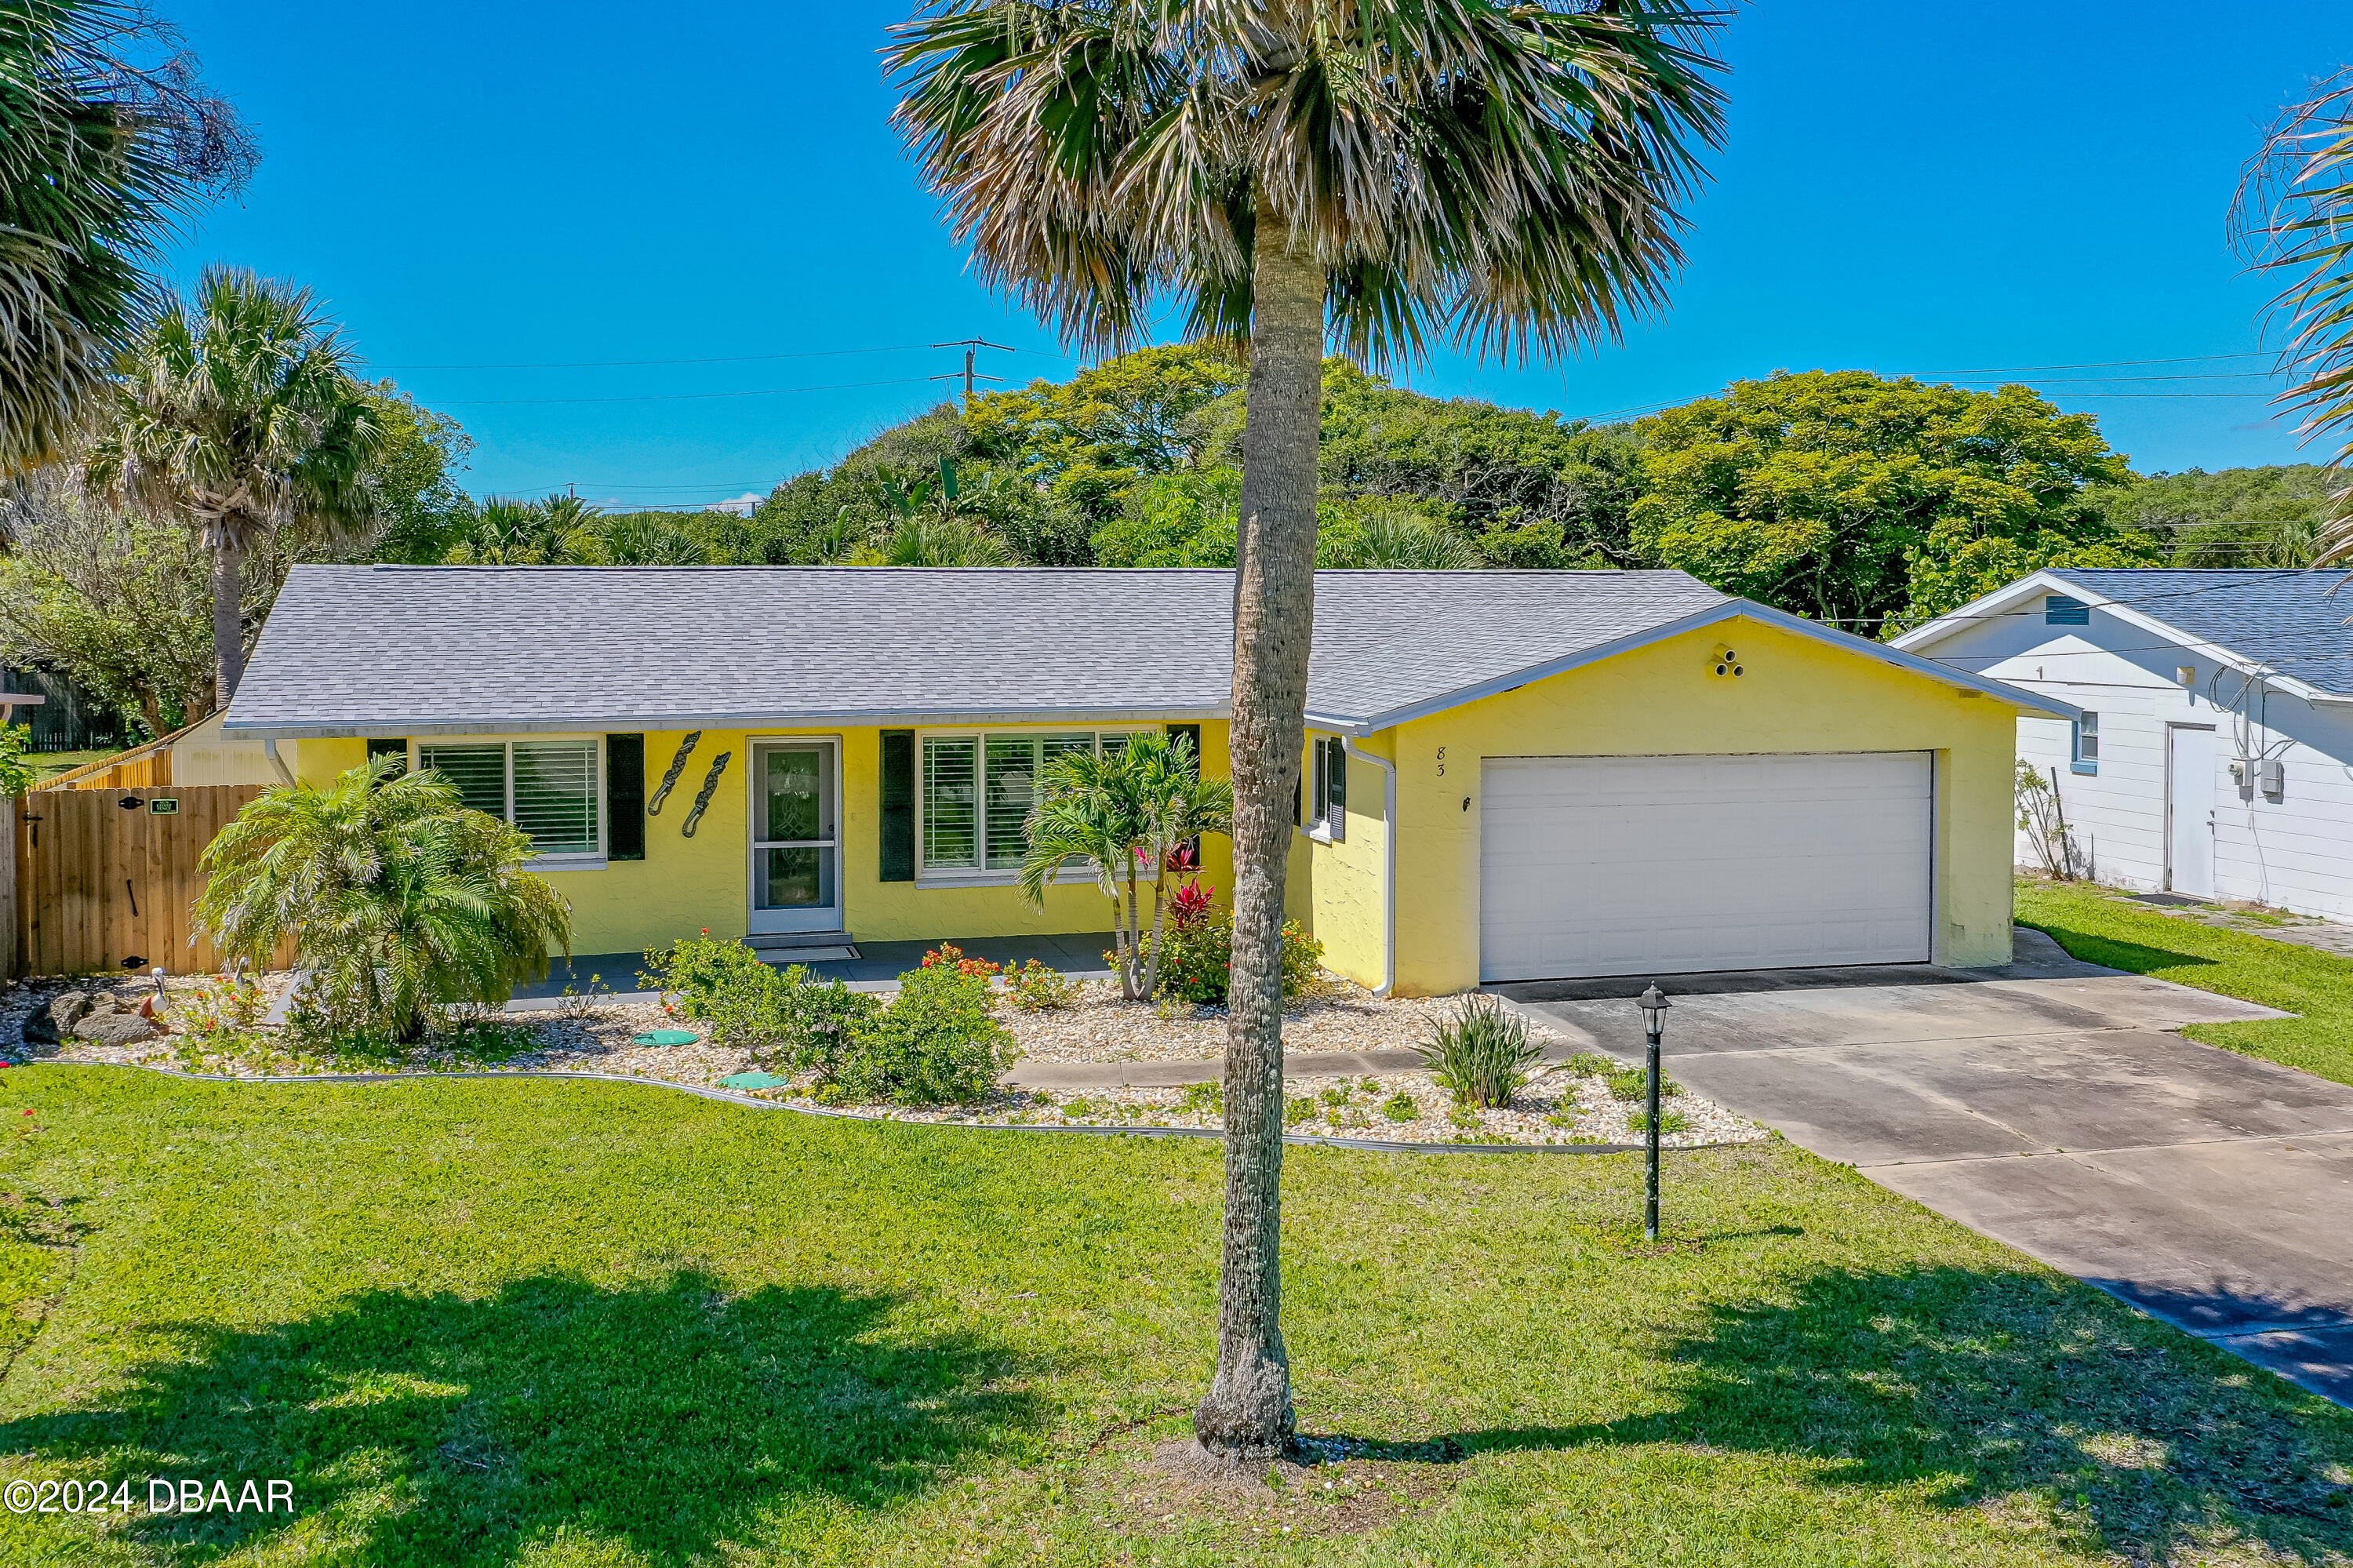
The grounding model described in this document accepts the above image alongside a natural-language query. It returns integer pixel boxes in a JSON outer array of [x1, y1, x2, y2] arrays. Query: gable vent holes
[[1711, 648, 1744, 678]]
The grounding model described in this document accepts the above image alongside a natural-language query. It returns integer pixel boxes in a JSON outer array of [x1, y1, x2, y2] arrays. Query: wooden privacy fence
[[12, 785, 289, 978]]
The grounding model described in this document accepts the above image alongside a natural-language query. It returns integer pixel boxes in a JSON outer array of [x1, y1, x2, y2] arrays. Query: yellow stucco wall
[[1284, 735, 1391, 991], [289, 723, 1234, 959], [273, 616, 2017, 988], [1354, 615, 2024, 996]]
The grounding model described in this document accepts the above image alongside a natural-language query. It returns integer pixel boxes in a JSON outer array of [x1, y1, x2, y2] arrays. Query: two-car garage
[[1477, 751, 1935, 983]]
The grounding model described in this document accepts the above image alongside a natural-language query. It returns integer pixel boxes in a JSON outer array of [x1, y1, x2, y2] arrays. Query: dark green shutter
[[1326, 737, 1347, 840], [365, 737, 408, 777], [881, 729, 915, 882], [606, 734, 646, 861], [1167, 724, 1204, 859]]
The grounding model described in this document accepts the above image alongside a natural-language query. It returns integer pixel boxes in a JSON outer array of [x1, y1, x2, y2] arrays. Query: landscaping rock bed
[[1005, 982, 1474, 1064], [1, 973, 1764, 1149]]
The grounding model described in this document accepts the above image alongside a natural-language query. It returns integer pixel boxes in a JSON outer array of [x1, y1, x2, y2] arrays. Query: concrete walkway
[[1492, 929, 2353, 1408]]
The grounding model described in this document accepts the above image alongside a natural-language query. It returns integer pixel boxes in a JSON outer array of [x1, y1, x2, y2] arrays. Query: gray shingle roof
[[224, 565, 1734, 736], [2042, 568, 2353, 695]]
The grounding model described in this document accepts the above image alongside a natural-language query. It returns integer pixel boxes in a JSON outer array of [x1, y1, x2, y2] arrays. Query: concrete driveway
[[1493, 930, 2353, 1407]]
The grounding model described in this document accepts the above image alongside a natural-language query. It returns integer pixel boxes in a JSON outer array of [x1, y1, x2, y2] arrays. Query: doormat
[[718, 1071, 791, 1090], [631, 1028, 701, 1046]]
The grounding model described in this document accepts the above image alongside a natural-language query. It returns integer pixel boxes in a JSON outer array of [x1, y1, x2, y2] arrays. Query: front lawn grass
[[21, 749, 116, 784], [2017, 878, 2353, 1089], [0, 1071, 2347, 1566]]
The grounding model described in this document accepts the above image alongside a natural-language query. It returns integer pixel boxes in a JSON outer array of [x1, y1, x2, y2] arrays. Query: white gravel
[[0, 970, 1766, 1149]]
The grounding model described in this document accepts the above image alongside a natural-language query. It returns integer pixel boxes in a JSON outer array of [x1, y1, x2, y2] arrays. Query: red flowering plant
[[1166, 845, 1216, 929], [921, 942, 1002, 981]]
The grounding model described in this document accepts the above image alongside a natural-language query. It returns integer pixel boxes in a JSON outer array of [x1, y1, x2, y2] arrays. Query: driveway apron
[[1493, 930, 2353, 1407]]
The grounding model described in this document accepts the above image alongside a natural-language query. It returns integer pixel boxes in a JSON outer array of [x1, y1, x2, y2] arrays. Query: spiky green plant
[[892, 0, 1725, 1463], [858, 515, 1014, 566], [1416, 995, 1544, 1109], [1340, 509, 1480, 569], [196, 758, 572, 1046], [85, 267, 384, 707], [0, 0, 253, 475]]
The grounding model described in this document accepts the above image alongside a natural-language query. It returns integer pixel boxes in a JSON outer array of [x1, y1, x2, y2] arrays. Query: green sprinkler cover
[[631, 1028, 700, 1046]]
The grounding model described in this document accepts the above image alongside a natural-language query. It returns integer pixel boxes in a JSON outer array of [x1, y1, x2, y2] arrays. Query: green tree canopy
[[361, 384, 477, 564], [2108, 464, 2340, 567], [1631, 370, 2154, 634]]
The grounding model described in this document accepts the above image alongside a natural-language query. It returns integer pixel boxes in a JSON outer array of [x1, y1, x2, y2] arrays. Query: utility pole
[[931, 337, 1013, 409]]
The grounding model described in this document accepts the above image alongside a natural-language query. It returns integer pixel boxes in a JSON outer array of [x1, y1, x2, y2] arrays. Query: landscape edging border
[[16, 1060, 1745, 1156]]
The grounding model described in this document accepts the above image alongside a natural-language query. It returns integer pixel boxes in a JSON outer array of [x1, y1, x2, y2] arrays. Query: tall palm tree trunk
[[1195, 219, 1323, 1463], [209, 530, 245, 708]]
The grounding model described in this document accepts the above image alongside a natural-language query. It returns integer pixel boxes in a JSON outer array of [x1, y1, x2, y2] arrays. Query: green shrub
[[1416, 996, 1542, 1109], [1380, 1091, 1418, 1122], [1004, 959, 1082, 1011], [1627, 1110, 1690, 1135], [1178, 1081, 1223, 1118], [1604, 1067, 1681, 1102], [644, 938, 878, 1073], [1566, 1051, 1619, 1079], [1151, 915, 1325, 1005], [1061, 1097, 1094, 1118], [642, 934, 771, 1019], [1284, 1095, 1315, 1126], [833, 965, 1016, 1106]]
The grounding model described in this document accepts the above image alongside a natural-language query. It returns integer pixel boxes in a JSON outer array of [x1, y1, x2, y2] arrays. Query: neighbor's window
[[1304, 735, 1348, 841], [416, 740, 602, 858], [919, 729, 1138, 874], [2071, 712, 2100, 775]]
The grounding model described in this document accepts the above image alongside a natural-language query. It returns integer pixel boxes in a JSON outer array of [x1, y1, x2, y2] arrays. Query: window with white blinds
[[416, 739, 602, 859], [920, 729, 1138, 875]]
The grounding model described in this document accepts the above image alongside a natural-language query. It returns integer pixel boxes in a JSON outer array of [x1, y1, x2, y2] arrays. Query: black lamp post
[[1637, 982, 1670, 1241]]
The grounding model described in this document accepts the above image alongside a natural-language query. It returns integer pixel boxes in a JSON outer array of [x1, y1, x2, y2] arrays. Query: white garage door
[[1479, 752, 1933, 983]]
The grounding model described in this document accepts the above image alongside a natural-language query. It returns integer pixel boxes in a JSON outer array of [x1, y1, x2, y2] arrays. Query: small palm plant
[[1416, 996, 1544, 1110], [196, 758, 572, 1045], [1016, 731, 1233, 1000]]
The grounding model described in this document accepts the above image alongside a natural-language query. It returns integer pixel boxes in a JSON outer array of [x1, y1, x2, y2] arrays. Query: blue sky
[[165, 1, 2349, 508]]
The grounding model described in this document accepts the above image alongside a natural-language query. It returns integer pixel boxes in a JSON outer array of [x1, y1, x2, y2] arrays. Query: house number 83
[[1435, 746, 1446, 777]]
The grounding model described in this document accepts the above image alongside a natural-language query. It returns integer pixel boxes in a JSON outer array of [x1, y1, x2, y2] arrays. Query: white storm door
[[2167, 725, 2218, 898], [750, 741, 841, 933], [1478, 752, 1934, 983]]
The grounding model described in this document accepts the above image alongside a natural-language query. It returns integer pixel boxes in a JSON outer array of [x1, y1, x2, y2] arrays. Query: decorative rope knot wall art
[[681, 751, 733, 838], [646, 731, 701, 815]]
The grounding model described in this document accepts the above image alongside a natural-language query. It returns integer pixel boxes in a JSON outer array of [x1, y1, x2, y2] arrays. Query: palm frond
[[2234, 67, 2353, 556], [889, 0, 1726, 369], [0, 0, 253, 475]]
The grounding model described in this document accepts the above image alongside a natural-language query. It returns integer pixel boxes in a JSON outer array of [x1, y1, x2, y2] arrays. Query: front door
[[2167, 724, 2218, 897], [750, 741, 841, 933]]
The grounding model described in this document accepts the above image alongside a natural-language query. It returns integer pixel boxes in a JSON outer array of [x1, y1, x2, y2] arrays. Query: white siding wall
[[1919, 598, 2353, 922]]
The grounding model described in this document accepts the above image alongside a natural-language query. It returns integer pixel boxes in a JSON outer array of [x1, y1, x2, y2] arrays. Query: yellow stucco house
[[224, 564, 2070, 996]]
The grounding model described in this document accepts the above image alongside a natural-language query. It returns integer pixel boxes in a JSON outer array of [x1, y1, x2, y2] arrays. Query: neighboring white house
[[1893, 568, 2353, 922]]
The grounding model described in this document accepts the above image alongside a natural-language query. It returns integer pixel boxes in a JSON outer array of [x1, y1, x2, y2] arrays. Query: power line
[[435, 376, 941, 407], [367, 340, 1069, 372]]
